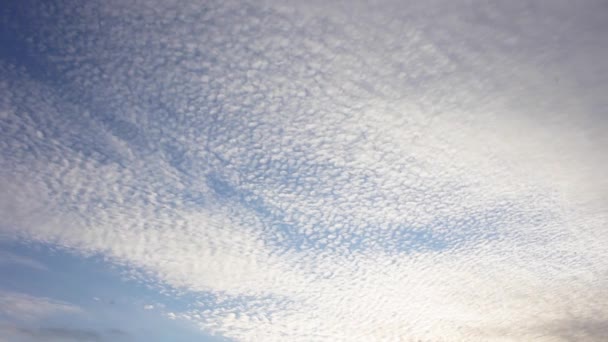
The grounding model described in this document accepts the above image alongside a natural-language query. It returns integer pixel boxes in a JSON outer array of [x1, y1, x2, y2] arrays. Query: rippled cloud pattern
[[1, 0, 607, 341]]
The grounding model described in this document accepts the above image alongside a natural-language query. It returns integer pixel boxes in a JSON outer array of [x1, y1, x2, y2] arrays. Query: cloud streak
[[0, 324, 130, 342], [0, 251, 48, 271], [0, 290, 81, 322]]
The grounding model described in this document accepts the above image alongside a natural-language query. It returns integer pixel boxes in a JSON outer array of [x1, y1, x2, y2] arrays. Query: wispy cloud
[[0, 290, 81, 321], [0, 291, 129, 341], [0, 251, 48, 271], [0, 324, 130, 342], [1, 0, 607, 340]]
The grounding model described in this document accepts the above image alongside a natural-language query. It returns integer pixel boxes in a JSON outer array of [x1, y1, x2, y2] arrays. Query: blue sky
[[1, 0, 607, 341], [0, 240, 228, 341]]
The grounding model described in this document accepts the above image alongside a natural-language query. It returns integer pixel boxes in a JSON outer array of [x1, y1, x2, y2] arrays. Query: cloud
[[11, 327, 102, 342], [537, 319, 608, 342], [1, 0, 607, 341], [0, 324, 130, 342], [481, 317, 608, 342], [0, 251, 48, 271], [0, 291, 127, 342], [0, 290, 81, 322]]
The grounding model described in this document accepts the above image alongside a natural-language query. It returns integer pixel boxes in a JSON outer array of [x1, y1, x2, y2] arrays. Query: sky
[[0, 0, 607, 341]]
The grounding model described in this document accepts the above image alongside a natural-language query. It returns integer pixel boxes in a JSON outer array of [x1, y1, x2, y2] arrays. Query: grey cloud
[[0, 324, 130, 342], [482, 315, 608, 342], [541, 319, 608, 342], [18, 327, 103, 342]]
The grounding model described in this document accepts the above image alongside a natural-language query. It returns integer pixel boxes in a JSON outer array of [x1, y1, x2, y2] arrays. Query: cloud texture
[[1, 0, 607, 340]]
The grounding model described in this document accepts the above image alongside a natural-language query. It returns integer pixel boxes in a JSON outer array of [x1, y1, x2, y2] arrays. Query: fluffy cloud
[[1, 0, 607, 341]]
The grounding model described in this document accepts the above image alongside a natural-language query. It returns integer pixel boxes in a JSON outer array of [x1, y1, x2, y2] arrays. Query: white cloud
[[1, 0, 607, 341]]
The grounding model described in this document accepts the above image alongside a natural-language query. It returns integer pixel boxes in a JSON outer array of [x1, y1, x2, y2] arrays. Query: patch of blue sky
[[0, 240, 230, 342], [263, 199, 551, 255]]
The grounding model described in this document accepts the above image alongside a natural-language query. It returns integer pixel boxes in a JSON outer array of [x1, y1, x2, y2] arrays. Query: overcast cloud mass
[[1, 0, 607, 341]]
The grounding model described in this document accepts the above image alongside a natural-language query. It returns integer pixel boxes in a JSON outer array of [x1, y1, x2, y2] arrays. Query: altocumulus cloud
[[1, 0, 607, 341]]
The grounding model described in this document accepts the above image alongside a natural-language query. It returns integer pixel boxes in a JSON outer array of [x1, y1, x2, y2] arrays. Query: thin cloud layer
[[0, 291, 81, 322], [1, 0, 607, 341], [0, 251, 49, 271], [0, 324, 129, 342]]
